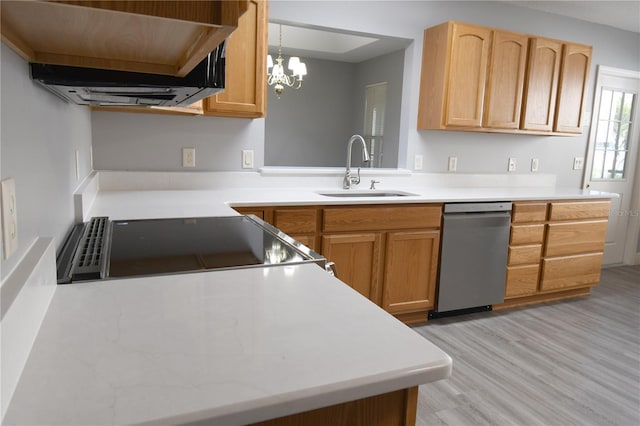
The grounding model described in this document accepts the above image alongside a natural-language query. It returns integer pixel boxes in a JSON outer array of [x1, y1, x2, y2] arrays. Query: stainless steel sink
[[318, 190, 418, 198]]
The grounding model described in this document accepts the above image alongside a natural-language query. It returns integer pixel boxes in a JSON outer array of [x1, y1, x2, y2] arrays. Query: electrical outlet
[[242, 150, 254, 169], [448, 156, 457, 172], [531, 158, 539, 172], [1, 178, 18, 259], [508, 157, 517, 172], [414, 154, 423, 170], [182, 148, 195, 168], [573, 157, 584, 170]]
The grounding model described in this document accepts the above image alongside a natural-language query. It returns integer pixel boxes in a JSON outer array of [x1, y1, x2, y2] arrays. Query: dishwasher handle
[[444, 202, 512, 214], [442, 211, 511, 228]]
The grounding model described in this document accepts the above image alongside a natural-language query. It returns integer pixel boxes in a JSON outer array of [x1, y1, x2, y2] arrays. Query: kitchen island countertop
[[3, 264, 451, 425]]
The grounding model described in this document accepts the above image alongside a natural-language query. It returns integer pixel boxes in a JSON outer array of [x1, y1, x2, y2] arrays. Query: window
[[591, 88, 636, 180]]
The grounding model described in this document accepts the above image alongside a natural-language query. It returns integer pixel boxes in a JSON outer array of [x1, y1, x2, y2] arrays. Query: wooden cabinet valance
[[417, 21, 592, 136], [0, 1, 247, 77]]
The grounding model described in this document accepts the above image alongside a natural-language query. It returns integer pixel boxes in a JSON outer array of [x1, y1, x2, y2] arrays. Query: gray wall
[[0, 44, 93, 280], [91, 112, 265, 171], [89, 1, 640, 189], [265, 57, 357, 167]]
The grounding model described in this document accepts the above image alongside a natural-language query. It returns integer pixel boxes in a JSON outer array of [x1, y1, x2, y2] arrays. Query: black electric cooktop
[[57, 215, 323, 283]]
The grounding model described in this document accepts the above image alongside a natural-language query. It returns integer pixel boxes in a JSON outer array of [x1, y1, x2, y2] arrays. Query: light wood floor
[[413, 265, 640, 426]]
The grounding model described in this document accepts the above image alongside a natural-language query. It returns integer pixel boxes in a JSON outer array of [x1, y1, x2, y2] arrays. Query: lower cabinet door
[[382, 230, 440, 314], [321, 233, 383, 304], [540, 252, 603, 291], [505, 264, 540, 297]]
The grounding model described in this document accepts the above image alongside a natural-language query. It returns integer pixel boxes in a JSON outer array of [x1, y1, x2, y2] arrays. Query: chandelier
[[266, 25, 307, 97]]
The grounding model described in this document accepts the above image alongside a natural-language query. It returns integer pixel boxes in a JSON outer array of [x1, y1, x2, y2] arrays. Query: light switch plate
[[242, 150, 254, 169], [1, 178, 18, 259], [508, 157, 517, 172], [573, 157, 584, 170]]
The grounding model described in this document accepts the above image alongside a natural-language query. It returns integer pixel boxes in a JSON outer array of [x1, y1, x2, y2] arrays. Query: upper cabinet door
[[554, 43, 592, 133], [483, 30, 529, 129], [521, 37, 563, 131], [445, 23, 492, 127], [204, 0, 267, 118]]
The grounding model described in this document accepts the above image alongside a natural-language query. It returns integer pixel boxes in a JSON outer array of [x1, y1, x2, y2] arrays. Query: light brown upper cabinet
[[417, 21, 592, 136], [418, 22, 491, 129], [484, 31, 529, 129], [0, 0, 247, 77], [203, 0, 267, 118], [554, 43, 592, 133], [520, 37, 562, 131]]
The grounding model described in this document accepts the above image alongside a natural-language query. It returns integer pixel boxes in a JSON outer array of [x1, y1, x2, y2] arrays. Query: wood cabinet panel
[[508, 244, 542, 266], [0, 0, 243, 76], [323, 205, 442, 233], [484, 30, 529, 129], [554, 43, 592, 133], [204, 0, 267, 118], [511, 202, 547, 223], [234, 207, 266, 220], [445, 23, 492, 127], [545, 220, 608, 257], [540, 252, 603, 291], [521, 37, 562, 131], [548, 201, 610, 221], [321, 233, 382, 304], [288, 234, 317, 252], [250, 386, 418, 426], [273, 209, 318, 234], [510, 224, 545, 245], [382, 230, 440, 314], [505, 265, 540, 298]]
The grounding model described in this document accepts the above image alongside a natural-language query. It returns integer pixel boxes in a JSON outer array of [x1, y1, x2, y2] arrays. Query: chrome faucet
[[343, 134, 370, 189]]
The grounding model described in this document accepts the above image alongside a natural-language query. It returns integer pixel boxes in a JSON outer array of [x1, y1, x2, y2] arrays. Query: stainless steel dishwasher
[[430, 202, 512, 318]]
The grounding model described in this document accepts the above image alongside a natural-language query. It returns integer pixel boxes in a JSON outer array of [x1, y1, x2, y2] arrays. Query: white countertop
[[87, 186, 614, 221], [3, 264, 451, 425]]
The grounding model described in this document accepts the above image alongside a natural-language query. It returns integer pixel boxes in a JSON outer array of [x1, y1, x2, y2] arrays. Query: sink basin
[[318, 190, 418, 198]]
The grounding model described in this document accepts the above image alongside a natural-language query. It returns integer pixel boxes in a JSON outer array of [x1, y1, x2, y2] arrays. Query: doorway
[[584, 66, 640, 265]]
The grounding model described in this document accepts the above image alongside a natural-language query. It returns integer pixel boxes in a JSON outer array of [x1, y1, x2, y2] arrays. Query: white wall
[[0, 44, 93, 280], [90, 1, 640, 188]]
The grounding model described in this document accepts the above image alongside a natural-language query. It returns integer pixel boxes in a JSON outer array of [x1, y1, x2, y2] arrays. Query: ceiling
[[268, 1, 639, 63], [504, 1, 640, 34]]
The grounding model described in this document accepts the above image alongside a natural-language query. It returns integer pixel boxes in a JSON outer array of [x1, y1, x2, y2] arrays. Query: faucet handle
[[370, 180, 380, 190]]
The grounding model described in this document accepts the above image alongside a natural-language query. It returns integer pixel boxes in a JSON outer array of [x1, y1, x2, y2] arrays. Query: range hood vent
[[30, 41, 226, 107]]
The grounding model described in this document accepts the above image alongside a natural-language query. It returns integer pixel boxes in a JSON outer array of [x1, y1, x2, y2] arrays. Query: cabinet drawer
[[540, 252, 603, 291], [508, 244, 542, 266], [548, 201, 610, 221], [545, 220, 608, 257], [512, 203, 547, 223], [273, 209, 318, 234], [510, 224, 545, 245], [323, 205, 442, 232], [505, 265, 540, 298]]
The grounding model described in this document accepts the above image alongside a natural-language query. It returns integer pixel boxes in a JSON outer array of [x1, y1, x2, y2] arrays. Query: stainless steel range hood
[[29, 41, 226, 107]]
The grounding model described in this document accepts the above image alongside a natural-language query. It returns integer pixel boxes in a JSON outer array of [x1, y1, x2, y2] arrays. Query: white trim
[[585, 65, 640, 265]]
